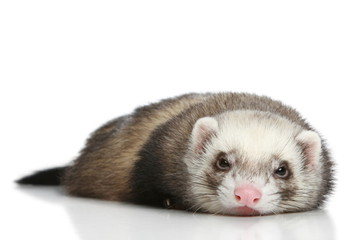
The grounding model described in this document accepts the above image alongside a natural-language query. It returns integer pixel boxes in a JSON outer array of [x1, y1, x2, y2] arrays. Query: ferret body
[[17, 93, 334, 216]]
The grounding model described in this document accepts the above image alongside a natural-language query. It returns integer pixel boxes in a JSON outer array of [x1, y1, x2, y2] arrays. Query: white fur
[[213, 110, 303, 162]]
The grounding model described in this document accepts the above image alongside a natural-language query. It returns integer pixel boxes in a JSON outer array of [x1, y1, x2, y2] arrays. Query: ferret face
[[185, 111, 323, 216]]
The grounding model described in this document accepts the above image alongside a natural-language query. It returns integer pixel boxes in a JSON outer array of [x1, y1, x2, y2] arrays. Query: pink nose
[[234, 185, 262, 206]]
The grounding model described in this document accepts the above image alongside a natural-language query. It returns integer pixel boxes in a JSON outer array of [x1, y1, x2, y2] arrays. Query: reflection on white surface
[[18, 186, 334, 240]]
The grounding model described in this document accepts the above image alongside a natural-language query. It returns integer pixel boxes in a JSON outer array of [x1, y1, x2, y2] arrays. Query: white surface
[[1, 1, 359, 240]]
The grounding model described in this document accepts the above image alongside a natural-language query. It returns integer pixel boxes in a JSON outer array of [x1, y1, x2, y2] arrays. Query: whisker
[[278, 135, 293, 157]]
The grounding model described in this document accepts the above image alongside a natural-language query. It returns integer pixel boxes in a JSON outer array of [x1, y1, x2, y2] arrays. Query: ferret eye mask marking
[[214, 152, 232, 171]]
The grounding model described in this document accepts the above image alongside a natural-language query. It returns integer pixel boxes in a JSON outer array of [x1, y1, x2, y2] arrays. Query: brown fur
[[63, 93, 209, 200]]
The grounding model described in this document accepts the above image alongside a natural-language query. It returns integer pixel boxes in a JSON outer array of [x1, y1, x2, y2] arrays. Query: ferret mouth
[[235, 206, 260, 216]]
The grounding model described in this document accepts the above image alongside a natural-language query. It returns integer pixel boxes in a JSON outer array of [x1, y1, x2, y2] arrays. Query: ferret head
[[184, 110, 331, 216]]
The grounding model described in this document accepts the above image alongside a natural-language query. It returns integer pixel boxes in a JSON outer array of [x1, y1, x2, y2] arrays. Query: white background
[[1, 1, 359, 239]]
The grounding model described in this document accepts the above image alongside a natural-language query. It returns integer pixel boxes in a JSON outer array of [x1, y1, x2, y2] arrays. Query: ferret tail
[[16, 167, 67, 186]]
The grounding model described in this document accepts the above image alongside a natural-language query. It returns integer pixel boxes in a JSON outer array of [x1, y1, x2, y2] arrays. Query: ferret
[[17, 93, 334, 216]]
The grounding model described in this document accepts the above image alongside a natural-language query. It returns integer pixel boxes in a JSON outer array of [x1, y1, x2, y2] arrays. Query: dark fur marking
[[213, 152, 232, 172], [131, 140, 170, 207], [16, 167, 66, 185], [130, 118, 190, 208], [205, 172, 220, 190], [274, 161, 292, 180]]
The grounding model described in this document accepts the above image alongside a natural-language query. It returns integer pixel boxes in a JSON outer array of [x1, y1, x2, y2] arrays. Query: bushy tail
[[16, 167, 67, 186]]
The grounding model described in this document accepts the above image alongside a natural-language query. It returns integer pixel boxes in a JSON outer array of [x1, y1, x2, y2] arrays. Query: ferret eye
[[215, 154, 231, 171], [274, 166, 289, 178]]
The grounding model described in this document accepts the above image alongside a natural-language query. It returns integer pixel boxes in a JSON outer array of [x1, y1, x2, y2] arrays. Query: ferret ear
[[296, 130, 322, 170], [191, 117, 219, 155]]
